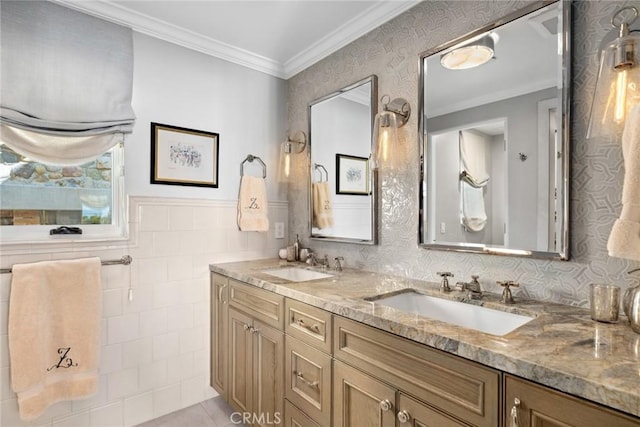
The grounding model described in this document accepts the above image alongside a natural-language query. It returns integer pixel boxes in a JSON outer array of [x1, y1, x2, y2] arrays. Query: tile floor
[[136, 397, 247, 427]]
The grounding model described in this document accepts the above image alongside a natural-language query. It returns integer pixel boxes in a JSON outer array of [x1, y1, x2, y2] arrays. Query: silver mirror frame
[[308, 75, 379, 245], [418, 0, 571, 260]]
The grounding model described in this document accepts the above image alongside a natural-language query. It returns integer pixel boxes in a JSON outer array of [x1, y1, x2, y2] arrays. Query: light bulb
[[283, 151, 290, 178], [615, 69, 628, 123]]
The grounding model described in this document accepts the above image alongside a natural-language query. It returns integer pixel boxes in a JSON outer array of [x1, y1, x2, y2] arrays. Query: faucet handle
[[333, 256, 344, 272], [497, 281, 519, 304], [437, 272, 454, 292], [471, 275, 480, 282], [498, 280, 519, 288], [436, 272, 454, 278]]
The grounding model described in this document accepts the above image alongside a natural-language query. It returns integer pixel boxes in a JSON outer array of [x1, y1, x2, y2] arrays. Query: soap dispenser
[[293, 234, 300, 261], [623, 268, 640, 333]]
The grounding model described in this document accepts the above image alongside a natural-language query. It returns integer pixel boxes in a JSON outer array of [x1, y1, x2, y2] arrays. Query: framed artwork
[[150, 122, 219, 188], [335, 153, 369, 195]]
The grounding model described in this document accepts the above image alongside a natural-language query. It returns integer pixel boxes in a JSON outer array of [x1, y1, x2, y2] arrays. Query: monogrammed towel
[[238, 175, 269, 231], [8, 257, 101, 421], [312, 181, 334, 229]]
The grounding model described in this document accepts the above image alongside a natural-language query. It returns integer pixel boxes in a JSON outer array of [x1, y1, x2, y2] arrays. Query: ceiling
[[53, 0, 419, 79]]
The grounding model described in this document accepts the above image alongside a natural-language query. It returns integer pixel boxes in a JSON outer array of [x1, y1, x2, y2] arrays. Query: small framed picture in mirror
[[336, 153, 369, 195]]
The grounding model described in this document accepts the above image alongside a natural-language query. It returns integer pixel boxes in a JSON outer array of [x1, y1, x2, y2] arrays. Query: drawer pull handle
[[295, 371, 319, 388], [218, 284, 226, 304], [397, 410, 411, 424], [379, 399, 393, 412], [296, 318, 321, 333], [510, 397, 521, 427]]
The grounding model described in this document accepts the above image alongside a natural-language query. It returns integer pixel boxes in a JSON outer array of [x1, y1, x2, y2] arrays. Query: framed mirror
[[309, 75, 378, 244], [419, 1, 570, 259]]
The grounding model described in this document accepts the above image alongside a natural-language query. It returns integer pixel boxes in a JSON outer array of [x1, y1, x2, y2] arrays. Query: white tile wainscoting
[[0, 196, 288, 427]]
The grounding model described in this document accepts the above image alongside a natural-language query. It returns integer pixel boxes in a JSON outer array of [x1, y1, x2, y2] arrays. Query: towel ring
[[241, 154, 267, 178], [313, 163, 328, 182]]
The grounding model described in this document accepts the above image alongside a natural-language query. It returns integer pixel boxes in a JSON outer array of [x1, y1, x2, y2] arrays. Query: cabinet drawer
[[284, 400, 321, 427], [285, 336, 332, 427], [398, 392, 470, 427], [285, 299, 332, 354], [334, 316, 499, 427], [229, 279, 284, 330], [505, 375, 640, 427]]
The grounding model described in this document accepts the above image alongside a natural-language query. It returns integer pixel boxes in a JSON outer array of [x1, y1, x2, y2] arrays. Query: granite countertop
[[210, 259, 640, 418]]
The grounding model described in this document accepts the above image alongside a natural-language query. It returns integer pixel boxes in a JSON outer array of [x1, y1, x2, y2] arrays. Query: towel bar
[[0, 255, 133, 274], [241, 154, 267, 178]]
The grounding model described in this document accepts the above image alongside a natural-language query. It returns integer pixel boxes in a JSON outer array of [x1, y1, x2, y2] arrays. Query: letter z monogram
[[47, 347, 79, 371]]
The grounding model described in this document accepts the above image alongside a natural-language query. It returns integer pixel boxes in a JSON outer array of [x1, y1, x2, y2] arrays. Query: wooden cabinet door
[[333, 360, 396, 427], [252, 320, 284, 427], [397, 393, 469, 427], [505, 375, 640, 427], [228, 308, 254, 414], [285, 336, 332, 426], [211, 273, 228, 398]]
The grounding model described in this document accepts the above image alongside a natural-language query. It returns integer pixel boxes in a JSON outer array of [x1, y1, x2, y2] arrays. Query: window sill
[[0, 229, 133, 256]]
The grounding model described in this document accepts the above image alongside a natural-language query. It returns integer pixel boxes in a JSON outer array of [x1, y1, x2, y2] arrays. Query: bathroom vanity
[[210, 260, 640, 426]]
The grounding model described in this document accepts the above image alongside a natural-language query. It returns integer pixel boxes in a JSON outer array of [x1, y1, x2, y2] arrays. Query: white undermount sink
[[262, 267, 333, 282], [368, 291, 534, 336]]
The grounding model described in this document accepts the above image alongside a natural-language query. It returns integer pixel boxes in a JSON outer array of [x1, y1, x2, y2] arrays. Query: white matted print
[[151, 122, 219, 188], [336, 153, 369, 195]]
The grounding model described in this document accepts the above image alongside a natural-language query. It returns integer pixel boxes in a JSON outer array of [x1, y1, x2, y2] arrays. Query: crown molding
[[52, 0, 285, 78], [428, 78, 558, 118], [283, 1, 419, 79], [52, 0, 419, 80]]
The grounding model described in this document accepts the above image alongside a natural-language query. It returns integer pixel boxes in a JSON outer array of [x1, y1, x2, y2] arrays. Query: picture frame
[[335, 153, 369, 195], [150, 122, 219, 188]]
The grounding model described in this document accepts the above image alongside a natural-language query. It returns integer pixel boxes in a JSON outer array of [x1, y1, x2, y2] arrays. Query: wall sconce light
[[587, 6, 640, 139], [371, 95, 411, 170], [278, 130, 307, 182], [440, 34, 496, 70]]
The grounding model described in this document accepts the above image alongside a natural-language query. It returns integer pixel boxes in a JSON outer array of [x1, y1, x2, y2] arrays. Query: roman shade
[[0, 1, 135, 165]]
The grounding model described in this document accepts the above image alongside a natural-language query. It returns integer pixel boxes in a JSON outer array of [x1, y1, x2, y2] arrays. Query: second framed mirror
[[309, 75, 378, 244]]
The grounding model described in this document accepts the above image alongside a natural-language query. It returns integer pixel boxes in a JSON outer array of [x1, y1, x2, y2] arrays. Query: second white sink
[[262, 267, 333, 282], [369, 291, 534, 336]]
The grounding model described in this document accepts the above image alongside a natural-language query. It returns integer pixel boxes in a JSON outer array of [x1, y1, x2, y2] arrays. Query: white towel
[[460, 130, 490, 184], [8, 258, 102, 421], [461, 181, 487, 232], [237, 175, 269, 232], [608, 105, 640, 260]]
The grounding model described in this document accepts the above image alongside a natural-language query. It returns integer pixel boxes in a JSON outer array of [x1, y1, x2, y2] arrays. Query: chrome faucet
[[456, 275, 483, 299], [333, 256, 344, 272], [436, 272, 454, 292]]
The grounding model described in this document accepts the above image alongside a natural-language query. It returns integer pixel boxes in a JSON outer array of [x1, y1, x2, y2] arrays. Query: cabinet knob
[[397, 410, 411, 423], [243, 324, 250, 330], [379, 399, 393, 412], [510, 397, 521, 427]]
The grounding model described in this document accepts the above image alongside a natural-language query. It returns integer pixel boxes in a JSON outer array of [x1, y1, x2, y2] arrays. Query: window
[[0, 143, 125, 243]]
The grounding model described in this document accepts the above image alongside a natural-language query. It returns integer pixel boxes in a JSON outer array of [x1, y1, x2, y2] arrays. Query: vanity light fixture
[[440, 34, 496, 70], [587, 6, 640, 139], [371, 95, 411, 170], [278, 130, 307, 182]]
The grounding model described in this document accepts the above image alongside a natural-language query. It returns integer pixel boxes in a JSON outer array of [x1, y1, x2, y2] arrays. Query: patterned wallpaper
[[287, 0, 640, 307]]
